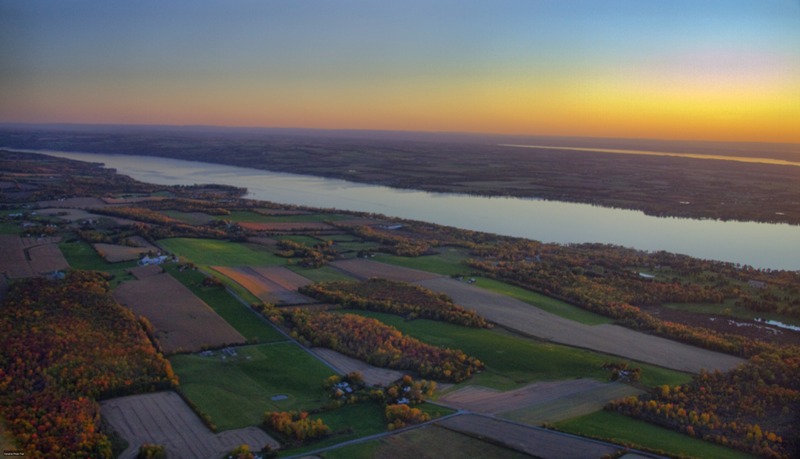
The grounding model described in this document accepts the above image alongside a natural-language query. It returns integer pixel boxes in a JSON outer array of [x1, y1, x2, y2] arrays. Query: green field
[[321, 441, 380, 459], [555, 411, 754, 459], [170, 343, 336, 430], [321, 234, 361, 242], [202, 267, 262, 305], [286, 265, 355, 283], [59, 239, 137, 286], [0, 220, 21, 234], [347, 311, 691, 390], [158, 210, 213, 225], [279, 403, 387, 458], [374, 251, 608, 325], [217, 211, 347, 223], [159, 237, 286, 266], [472, 277, 611, 325], [0, 223, 21, 234], [375, 248, 471, 276], [60, 239, 138, 271], [164, 265, 286, 343], [275, 234, 323, 246]]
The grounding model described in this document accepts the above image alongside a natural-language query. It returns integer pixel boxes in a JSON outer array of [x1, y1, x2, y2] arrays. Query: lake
[[24, 149, 800, 271]]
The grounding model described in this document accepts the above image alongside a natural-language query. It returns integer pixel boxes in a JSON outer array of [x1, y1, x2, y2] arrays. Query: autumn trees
[[608, 351, 800, 458], [283, 309, 483, 382], [300, 278, 489, 328], [0, 271, 177, 458], [275, 239, 336, 268], [263, 411, 330, 445], [468, 240, 784, 357]]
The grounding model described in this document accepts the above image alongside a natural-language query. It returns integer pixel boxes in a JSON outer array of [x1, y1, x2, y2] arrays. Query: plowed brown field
[[37, 197, 107, 208], [101, 391, 278, 459], [439, 379, 606, 414], [0, 235, 34, 278], [212, 266, 313, 304], [94, 243, 150, 262], [35, 207, 141, 225], [113, 272, 245, 353], [310, 348, 405, 387], [0, 236, 67, 277], [331, 259, 442, 283], [438, 414, 621, 459], [27, 243, 69, 273], [438, 379, 642, 425]]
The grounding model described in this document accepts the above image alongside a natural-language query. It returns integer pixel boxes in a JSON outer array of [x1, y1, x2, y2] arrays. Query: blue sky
[[2, 0, 799, 141]]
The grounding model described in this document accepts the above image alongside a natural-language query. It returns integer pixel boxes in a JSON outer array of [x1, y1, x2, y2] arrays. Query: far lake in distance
[[27, 149, 800, 271]]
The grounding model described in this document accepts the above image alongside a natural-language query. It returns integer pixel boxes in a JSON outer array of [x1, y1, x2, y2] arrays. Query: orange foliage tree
[[284, 310, 483, 382], [0, 271, 177, 458]]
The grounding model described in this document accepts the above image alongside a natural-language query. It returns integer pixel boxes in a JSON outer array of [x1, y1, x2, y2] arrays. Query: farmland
[[469, 276, 611, 325], [2, 150, 798, 459], [555, 411, 754, 459], [27, 242, 69, 273], [169, 343, 335, 430], [437, 379, 640, 419], [165, 265, 286, 343], [113, 268, 246, 354], [373, 248, 471, 277], [0, 235, 34, 277], [159, 237, 286, 266], [60, 239, 139, 271], [331, 258, 442, 283], [310, 347, 406, 387], [0, 235, 69, 278], [347, 310, 692, 390], [92, 243, 150, 262], [239, 221, 336, 232], [301, 278, 489, 327], [100, 391, 277, 459], [498, 382, 642, 425], [374, 251, 613, 324], [220, 211, 348, 223], [159, 210, 216, 225], [323, 424, 533, 459], [333, 259, 743, 372], [438, 414, 622, 458], [416, 276, 744, 373], [212, 265, 313, 304], [287, 264, 355, 283]]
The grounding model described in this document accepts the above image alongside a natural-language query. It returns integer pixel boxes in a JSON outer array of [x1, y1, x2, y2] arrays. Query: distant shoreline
[[499, 144, 800, 167]]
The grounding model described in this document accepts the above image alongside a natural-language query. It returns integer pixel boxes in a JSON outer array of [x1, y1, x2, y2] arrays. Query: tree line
[[0, 271, 177, 458], [282, 309, 483, 382], [299, 278, 489, 328]]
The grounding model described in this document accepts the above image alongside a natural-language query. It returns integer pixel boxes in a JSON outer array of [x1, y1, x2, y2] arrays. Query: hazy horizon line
[[2, 121, 799, 149]]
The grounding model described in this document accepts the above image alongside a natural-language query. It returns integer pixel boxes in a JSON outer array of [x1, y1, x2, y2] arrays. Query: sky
[[1, 0, 799, 143]]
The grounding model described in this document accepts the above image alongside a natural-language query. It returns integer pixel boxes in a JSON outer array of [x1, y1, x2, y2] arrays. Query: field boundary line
[[205, 268, 344, 376], [280, 410, 465, 459]]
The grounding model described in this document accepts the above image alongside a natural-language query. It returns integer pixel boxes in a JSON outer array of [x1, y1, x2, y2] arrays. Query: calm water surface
[[27, 149, 800, 271]]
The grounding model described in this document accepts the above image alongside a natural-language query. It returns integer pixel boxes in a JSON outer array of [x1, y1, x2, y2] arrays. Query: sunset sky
[[1, 0, 799, 142]]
